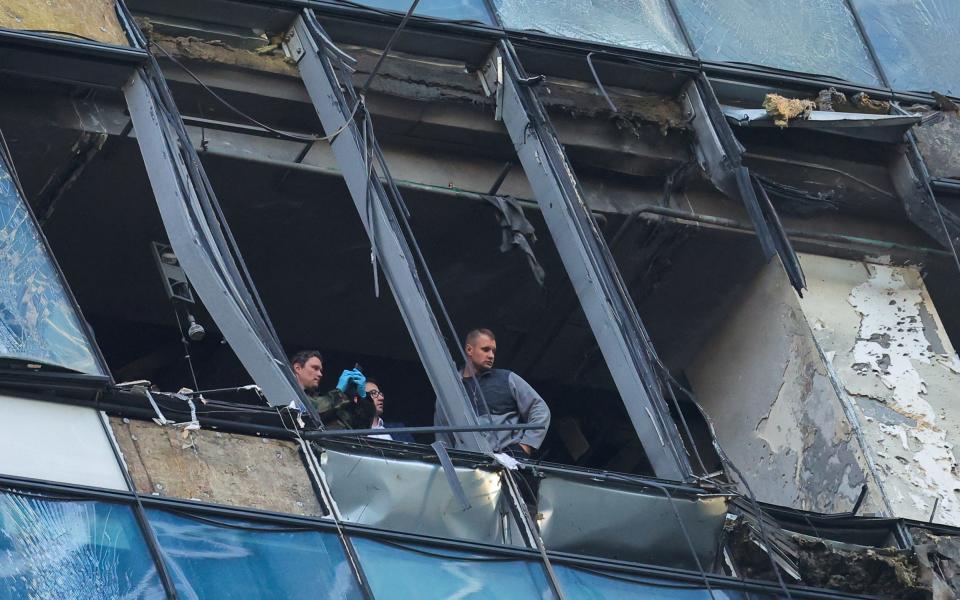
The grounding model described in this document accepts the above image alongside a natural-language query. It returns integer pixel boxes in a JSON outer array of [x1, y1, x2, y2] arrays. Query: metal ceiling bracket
[[287, 12, 490, 454], [482, 41, 693, 482]]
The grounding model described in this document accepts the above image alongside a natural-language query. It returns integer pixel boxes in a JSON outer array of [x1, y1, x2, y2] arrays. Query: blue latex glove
[[336, 369, 367, 397]]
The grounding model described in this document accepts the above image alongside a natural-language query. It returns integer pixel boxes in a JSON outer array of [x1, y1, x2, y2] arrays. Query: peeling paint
[[798, 254, 960, 526]]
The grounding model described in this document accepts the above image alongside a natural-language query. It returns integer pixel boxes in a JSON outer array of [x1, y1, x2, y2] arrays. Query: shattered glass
[[0, 491, 164, 599], [0, 156, 104, 375], [673, 0, 883, 86], [849, 0, 960, 95], [492, 0, 692, 56], [352, 536, 551, 598], [331, 0, 494, 24], [146, 509, 363, 599]]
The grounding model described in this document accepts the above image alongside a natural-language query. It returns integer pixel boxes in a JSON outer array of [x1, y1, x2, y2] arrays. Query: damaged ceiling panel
[[672, 0, 883, 86], [110, 417, 325, 516], [319, 446, 520, 546], [797, 253, 960, 526], [849, 0, 960, 95], [535, 472, 728, 571], [0, 395, 126, 490], [0, 0, 129, 46], [492, 0, 691, 56]]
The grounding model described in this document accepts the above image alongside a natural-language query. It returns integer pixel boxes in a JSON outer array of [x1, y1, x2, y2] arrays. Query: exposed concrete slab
[[110, 417, 324, 516], [798, 254, 960, 526], [688, 261, 881, 514]]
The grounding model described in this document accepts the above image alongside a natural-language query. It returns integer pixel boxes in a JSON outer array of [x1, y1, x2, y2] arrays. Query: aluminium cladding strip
[[286, 12, 490, 454], [483, 41, 693, 482], [124, 70, 314, 416], [681, 75, 806, 293]]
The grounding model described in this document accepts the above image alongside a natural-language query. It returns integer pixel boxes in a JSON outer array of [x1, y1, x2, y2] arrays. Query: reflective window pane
[[554, 565, 767, 599], [850, 0, 960, 95], [352, 536, 551, 598], [146, 509, 363, 600], [328, 0, 494, 24], [493, 0, 692, 56], [673, 0, 882, 86], [0, 491, 164, 599], [0, 155, 104, 375]]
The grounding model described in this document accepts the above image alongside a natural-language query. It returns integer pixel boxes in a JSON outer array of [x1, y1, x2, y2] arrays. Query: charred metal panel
[[536, 473, 727, 571], [798, 254, 960, 526], [914, 111, 960, 181], [110, 417, 325, 516], [319, 447, 520, 546], [688, 261, 880, 514]]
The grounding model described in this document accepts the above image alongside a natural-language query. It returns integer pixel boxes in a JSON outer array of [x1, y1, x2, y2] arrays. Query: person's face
[[465, 334, 496, 373], [365, 382, 384, 416], [293, 357, 323, 391]]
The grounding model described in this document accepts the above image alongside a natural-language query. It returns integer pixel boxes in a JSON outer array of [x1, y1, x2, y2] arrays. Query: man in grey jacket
[[435, 328, 551, 455]]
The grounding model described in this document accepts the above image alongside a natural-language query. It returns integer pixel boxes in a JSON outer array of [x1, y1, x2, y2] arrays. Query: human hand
[[519, 443, 533, 456], [336, 369, 367, 397]]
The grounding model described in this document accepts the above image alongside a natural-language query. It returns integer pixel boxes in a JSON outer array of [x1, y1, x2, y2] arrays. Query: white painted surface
[[0, 395, 127, 490]]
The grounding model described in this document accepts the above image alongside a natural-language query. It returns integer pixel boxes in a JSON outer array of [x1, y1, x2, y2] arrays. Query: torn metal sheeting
[[723, 107, 921, 142], [536, 473, 728, 570], [319, 447, 522, 546]]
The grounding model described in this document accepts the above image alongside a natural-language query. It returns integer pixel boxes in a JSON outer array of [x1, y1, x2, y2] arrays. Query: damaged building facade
[[1, 0, 960, 598]]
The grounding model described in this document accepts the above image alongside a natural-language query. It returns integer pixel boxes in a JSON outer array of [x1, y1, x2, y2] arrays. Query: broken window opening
[[0, 126, 108, 378]]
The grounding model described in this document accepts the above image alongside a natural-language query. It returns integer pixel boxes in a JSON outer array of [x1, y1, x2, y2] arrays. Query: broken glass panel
[[849, 0, 960, 95], [0, 155, 104, 375], [351, 536, 551, 598], [329, 0, 494, 25], [672, 0, 883, 86], [0, 491, 164, 599], [492, 0, 692, 56], [146, 509, 363, 599]]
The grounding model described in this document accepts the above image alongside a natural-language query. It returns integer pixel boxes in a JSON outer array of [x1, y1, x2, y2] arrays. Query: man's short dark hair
[[290, 350, 323, 367], [464, 328, 496, 347]]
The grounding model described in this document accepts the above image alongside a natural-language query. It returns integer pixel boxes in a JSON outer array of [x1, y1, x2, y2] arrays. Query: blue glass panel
[[554, 565, 771, 599], [850, 0, 960, 95], [352, 536, 551, 599], [673, 0, 882, 86], [328, 0, 494, 25], [146, 509, 363, 600], [0, 155, 104, 375], [493, 0, 691, 56], [0, 491, 164, 599]]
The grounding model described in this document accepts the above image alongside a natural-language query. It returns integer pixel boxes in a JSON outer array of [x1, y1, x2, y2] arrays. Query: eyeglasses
[[368, 389, 384, 398]]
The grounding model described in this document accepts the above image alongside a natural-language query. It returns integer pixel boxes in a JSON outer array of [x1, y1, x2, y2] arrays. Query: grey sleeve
[[508, 372, 551, 449]]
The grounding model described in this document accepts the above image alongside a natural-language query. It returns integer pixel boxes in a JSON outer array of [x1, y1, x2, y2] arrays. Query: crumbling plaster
[[688, 261, 881, 514], [797, 254, 960, 526], [110, 417, 324, 516]]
